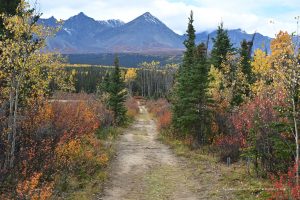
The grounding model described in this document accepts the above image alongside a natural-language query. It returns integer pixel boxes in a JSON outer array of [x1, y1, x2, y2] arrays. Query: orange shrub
[[157, 110, 172, 130], [16, 172, 54, 200], [1, 94, 113, 198], [51, 101, 100, 142], [55, 134, 108, 177], [146, 99, 172, 130]]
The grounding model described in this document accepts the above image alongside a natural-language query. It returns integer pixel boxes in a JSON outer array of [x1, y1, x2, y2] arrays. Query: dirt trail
[[99, 103, 213, 200]]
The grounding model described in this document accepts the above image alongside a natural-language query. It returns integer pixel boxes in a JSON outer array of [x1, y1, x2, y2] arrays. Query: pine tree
[[105, 56, 127, 125], [192, 43, 212, 144], [172, 11, 196, 135], [101, 72, 111, 93], [240, 39, 253, 84], [172, 11, 211, 144], [210, 22, 234, 69]]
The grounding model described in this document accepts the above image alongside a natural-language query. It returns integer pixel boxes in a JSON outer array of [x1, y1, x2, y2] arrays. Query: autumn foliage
[[269, 163, 300, 200], [0, 95, 113, 199], [146, 99, 172, 130]]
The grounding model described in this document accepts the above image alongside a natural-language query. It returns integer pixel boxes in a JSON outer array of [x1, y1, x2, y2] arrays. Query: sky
[[28, 0, 300, 37]]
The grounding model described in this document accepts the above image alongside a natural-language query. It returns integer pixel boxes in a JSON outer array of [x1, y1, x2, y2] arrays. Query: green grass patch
[[96, 126, 120, 140]]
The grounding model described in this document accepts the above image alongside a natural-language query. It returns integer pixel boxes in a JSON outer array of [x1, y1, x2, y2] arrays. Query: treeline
[[66, 53, 182, 67], [66, 62, 177, 98], [161, 11, 299, 199]]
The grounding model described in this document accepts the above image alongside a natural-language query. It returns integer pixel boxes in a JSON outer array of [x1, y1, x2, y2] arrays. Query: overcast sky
[[28, 0, 300, 37]]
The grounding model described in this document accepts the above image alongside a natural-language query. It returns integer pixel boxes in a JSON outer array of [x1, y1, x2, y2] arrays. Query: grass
[[158, 133, 272, 200], [144, 165, 178, 200], [59, 171, 108, 200]]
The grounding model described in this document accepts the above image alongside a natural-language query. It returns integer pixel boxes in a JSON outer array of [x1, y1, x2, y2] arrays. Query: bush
[[125, 98, 139, 119], [269, 163, 300, 200], [146, 99, 172, 130], [0, 94, 114, 198]]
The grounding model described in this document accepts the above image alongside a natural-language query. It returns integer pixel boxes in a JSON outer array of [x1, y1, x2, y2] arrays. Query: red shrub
[[269, 163, 300, 200], [51, 101, 100, 143], [146, 99, 172, 130], [214, 91, 287, 162], [158, 111, 172, 130]]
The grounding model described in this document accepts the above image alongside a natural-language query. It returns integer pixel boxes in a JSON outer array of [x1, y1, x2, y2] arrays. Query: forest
[[0, 0, 300, 199]]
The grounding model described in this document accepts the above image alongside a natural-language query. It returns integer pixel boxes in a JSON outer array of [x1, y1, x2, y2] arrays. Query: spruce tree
[[105, 56, 127, 125], [210, 22, 234, 69], [101, 72, 111, 93], [239, 39, 253, 84], [172, 11, 211, 144], [192, 43, 211, 144], [238, 39, 254, 99], [172, 11, 196, 135]]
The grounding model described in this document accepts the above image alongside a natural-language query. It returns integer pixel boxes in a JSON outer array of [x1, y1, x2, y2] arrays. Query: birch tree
[[0, 0, 70, 169]]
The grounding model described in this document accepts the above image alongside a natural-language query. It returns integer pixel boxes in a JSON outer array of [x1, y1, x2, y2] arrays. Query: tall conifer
[[172, 11, 211, 144], [172, 11, 196, 135], [240, 39, 253, 84], [105, 56, 127, 125], [210, 22, 234, 69]]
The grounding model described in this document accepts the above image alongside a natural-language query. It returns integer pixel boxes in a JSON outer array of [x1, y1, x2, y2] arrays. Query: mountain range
[[39, 12, 272, 54]]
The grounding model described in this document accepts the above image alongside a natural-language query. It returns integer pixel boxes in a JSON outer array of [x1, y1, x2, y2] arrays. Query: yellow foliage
[[251, 49, 272, 95], [251, 49, 270, 76], [251, 31, 296, 97], [271, 31, 294, 59], [208, 65, 230, 111], [98, 154, 109, 166], [125, 68, 137, 82], [55, 139, 82, 166]]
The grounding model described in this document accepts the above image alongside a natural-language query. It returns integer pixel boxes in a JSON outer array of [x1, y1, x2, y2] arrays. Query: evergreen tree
[[101, 72, 111, 93], [210, 22, 234, 69], [192, 43, 212, 144], [239, 39, 253, 84], [105, 56, 127, 125], [172, 11, 211, 144], [172, 11, 196, 135]]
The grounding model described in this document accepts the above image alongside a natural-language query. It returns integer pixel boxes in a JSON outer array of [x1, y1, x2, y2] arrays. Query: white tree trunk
[[292, 98, 299, 186]]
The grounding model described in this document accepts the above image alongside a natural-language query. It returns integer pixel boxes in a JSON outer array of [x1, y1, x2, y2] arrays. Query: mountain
[[40, 12, 125, 53], [40, 12, 272, 54], [90, 12, 184, 53], [195, 29, 271, 53]]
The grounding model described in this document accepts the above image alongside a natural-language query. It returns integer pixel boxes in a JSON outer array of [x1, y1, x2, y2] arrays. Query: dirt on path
[[99, 103, 225, 200]]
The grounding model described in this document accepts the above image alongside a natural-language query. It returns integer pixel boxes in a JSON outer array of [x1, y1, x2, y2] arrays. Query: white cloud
[[28, 0, 300, 37]]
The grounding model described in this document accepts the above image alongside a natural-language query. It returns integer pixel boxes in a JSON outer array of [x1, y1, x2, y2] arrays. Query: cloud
[[28, 0, 299, 37]]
